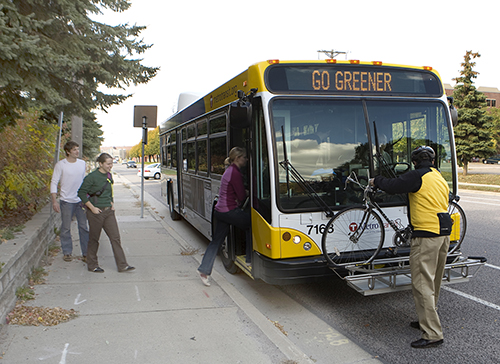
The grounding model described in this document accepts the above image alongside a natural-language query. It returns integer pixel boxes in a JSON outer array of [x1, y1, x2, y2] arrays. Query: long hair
[[226, 147, 246, 166]]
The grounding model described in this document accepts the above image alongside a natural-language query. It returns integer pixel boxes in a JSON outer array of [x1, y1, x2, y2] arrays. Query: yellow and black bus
[[159, 59, 473, 288]]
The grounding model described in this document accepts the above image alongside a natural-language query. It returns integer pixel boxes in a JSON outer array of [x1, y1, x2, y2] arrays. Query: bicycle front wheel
[[322, 207, 385, 268], [448, 201, 467, 254]]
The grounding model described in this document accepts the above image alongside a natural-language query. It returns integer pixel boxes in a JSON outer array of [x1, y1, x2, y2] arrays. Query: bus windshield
[[271, 98, 453, 212]]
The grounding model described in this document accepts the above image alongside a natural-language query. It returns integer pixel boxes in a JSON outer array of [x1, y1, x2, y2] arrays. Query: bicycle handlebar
[[345, 173, 377, 195]]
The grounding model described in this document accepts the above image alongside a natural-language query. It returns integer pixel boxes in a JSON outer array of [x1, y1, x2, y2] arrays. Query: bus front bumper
[[252, 253, 338, 285]]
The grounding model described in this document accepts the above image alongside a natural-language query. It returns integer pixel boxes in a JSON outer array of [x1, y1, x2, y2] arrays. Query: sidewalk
[[0, 171, 381, 364]]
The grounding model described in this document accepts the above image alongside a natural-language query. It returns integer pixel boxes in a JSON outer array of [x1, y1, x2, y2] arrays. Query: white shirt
[[50, 158, 86, 203]]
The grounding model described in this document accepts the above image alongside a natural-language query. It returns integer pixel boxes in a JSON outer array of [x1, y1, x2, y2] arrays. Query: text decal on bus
[[312, 70, 392, 92], [266, 65, 442, 97]]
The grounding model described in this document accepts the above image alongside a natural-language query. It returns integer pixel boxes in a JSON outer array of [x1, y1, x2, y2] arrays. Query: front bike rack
[[341, 253, 486, 296]]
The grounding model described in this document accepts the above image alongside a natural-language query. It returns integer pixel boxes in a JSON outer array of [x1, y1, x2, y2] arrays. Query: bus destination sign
[[265, 64, 443, 97]]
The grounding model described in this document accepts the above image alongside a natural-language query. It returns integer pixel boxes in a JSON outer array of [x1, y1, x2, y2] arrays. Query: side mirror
[[229, 88, 257, 129], [450, 107, 458, 127], [447, 96, 459, 127], [229, 99, 252, 129]]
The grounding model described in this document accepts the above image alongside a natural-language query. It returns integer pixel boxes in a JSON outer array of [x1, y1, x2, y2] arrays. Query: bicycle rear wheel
[[448, 201, 467, 253], [322, 207, 385, 268]]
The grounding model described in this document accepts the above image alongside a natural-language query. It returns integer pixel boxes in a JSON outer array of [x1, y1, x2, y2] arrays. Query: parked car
[[126, 161, 137, 168], [138, 163, 161, 179], [483, 155, 500, 164]]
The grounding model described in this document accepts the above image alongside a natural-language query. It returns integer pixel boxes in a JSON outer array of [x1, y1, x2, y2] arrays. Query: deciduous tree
[[0, 110, 57, 227]]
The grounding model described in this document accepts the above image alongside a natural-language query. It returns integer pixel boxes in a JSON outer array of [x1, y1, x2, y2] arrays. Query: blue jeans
[[59, 200, 89, 256], [198, 208, 251, 276]]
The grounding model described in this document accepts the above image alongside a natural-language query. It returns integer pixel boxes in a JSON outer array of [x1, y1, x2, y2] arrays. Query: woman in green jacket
[[78, 153, 135, 273]]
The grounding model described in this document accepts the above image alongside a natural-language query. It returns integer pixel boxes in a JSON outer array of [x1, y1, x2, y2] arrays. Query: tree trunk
[[462, 161, 469, 176]]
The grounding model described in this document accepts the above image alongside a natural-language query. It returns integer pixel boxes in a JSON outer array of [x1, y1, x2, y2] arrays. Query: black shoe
[[90, 267, 104, 273], [411, 338, 443, 348], [119, 266, 135, 272], [410, 321, 421, 330]]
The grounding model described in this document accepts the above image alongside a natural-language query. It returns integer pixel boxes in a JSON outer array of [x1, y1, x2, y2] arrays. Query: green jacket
[[78, 169, 114, 208]]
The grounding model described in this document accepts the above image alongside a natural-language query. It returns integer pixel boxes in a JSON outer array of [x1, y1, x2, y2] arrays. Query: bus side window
[[209, 114, 227, 177]]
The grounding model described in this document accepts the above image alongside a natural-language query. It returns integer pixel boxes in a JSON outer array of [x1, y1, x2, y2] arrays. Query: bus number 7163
[[307, 224, 334, 235]]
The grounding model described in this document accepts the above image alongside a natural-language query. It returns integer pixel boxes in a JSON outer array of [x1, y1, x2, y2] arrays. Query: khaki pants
[[86, 209, 128, 271], [410, 235, 450, 340]]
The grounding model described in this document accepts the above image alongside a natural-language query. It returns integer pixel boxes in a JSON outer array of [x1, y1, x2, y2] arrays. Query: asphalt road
[[116, 164, 500, 363], [458, 162, 500, 174]]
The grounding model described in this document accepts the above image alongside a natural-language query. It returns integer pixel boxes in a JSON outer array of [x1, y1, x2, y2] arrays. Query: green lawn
[[458, 174, 500, 192]]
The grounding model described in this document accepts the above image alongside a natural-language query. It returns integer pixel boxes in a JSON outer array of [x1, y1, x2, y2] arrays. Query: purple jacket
[[215, 164, 246, 213]]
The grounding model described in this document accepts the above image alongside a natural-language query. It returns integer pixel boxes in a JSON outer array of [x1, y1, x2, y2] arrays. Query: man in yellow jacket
[[370, 146, 452, 349]]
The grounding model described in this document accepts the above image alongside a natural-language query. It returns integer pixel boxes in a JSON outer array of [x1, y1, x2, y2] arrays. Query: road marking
[[74, 294, 86, 305], [485, 263, 500, 271], [442, 286, 500, 311], [135, 285, 141, 301], [58, 343, 69, 364]]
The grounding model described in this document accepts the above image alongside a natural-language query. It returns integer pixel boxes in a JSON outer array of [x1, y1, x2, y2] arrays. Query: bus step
[[235, 255, 253, 277], [343, 255, 486, 296]]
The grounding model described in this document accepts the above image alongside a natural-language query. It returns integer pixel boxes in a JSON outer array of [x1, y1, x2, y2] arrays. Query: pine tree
[[0, 0, 158, 130], [452, 51, 495, 175]]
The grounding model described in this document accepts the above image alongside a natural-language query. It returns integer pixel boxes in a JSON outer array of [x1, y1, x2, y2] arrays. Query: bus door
[[176, 128, 184, 214], [226, 100, 253, 263]]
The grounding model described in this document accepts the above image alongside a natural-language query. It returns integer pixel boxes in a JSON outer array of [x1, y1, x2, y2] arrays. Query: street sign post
[[133, 106, 158, 218]]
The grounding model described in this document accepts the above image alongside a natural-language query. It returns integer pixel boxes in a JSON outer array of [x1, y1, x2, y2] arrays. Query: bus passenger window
[[210, 137, 226, 176], [187, 141, 195, 171], [198, 139, 208, 173], [171, 132, 177, 168]]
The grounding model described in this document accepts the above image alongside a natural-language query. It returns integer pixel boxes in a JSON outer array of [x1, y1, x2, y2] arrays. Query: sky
[[95, 0, 500, 147]]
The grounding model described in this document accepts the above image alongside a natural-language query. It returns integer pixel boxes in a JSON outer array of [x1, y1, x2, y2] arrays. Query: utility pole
[[317, 49, 348, 59]]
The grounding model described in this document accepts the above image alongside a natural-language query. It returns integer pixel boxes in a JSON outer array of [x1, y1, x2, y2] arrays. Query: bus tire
[[167, 182, 181, 221], [220, 236, 240, 274]]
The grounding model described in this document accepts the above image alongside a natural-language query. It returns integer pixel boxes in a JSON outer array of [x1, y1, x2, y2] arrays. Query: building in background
[[100, 146, 133, 161], [444, 84, 500, 108]]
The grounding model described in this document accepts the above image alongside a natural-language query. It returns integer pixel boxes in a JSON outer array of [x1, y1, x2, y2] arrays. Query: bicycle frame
[[346, 173, 412, 248]]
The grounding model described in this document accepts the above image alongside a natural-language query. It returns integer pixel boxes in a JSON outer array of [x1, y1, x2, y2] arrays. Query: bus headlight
[[293, 235, 301, 244], [282, 232, 291, 241], [303, 242, 312, 251]]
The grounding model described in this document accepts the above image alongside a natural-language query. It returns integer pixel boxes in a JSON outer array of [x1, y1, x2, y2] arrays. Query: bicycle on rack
[[321, 172, 467, 268]]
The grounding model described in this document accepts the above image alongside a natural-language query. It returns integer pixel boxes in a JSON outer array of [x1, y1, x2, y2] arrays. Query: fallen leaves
[[6, 304, 78, 326], [180, 246, 199, 256], [270, 320, 288, 336]]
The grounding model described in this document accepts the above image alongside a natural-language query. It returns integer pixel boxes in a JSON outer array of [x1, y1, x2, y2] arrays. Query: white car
[[137, 163, 161, 179]]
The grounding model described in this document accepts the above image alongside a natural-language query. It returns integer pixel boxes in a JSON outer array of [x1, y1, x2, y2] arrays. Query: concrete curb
[[458, 182, 500, 189], [0, 204, 61, 324]]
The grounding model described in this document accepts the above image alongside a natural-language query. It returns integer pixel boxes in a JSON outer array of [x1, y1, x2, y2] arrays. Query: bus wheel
[[220, 238, 240, 274], [168, 184, 181, 221]]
